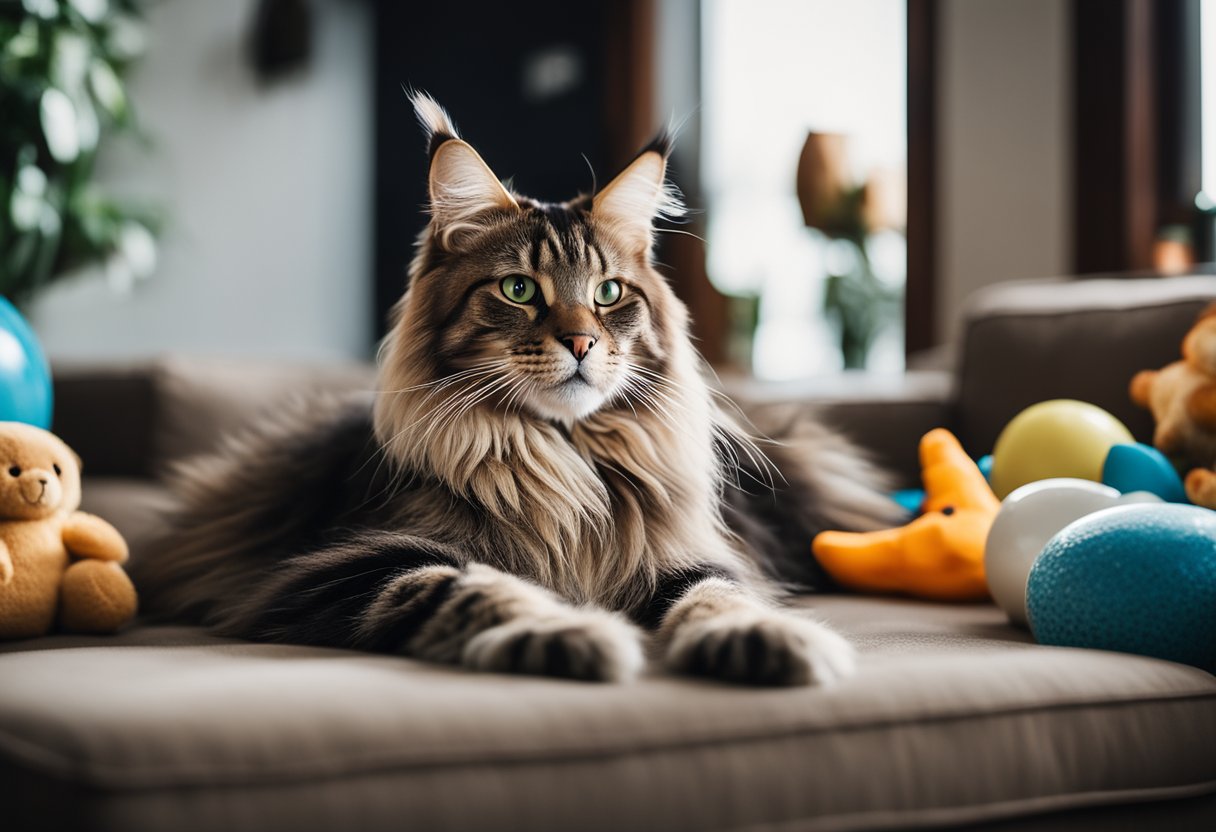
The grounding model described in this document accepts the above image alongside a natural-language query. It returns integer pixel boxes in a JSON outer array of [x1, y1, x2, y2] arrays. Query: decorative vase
[[0, 297, 53, 429]]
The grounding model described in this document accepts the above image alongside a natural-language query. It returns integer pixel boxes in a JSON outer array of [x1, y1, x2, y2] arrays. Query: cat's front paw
[[666, 611, 855, 686], [462, 609, 645, 682]]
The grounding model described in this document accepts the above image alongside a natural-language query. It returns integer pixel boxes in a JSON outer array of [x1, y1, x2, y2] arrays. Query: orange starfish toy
[[812, 429, 999, 601]]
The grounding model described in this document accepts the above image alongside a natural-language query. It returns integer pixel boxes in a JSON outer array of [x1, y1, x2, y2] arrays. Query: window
[[701, 0, 907, 378], [1201, 0, 1216, 207]]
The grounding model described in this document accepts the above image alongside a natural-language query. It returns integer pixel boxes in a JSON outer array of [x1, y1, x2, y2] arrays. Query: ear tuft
[[638, 127, 675, 163], [412, 93, 519, 250], [408, 90, 461, 157], [592, 131, 684, 254]]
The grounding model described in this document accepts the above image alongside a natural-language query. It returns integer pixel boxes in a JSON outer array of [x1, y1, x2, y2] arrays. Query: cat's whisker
[[494, 375, 526, 415], [621, 361, 782, 489], [713, 422, 783, 490], [609, 382, 641, 421], [415, 375, 506, 446], [625, 370, 780, 490], [376, 361, 503, 395], [509, 381, 536, 416], [415, 366, 505, 408], [654, 226, 707, 244], [621, 377, 684, 436], [449, 374, 519, 424], [379, 363, 511, 458], [501, 375, 533, 416], [435, 370, 514, 425], [622, 364, 703, 405], [649, 360, 787, 451], [625, 363, 746, 417], [624, 371, 696, 423]]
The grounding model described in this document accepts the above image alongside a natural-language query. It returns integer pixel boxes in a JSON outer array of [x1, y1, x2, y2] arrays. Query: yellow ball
[[989, 400, 1135, 499]]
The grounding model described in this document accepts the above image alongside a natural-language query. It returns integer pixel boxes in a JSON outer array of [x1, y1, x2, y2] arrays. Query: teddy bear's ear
[[1129, 370, 1157, 408], [1186, 383, 1216, 432], [71, 450, 82, 474]]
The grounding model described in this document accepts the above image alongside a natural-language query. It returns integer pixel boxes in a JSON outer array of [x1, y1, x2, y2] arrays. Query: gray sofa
[[3, 277, 1215, 831]]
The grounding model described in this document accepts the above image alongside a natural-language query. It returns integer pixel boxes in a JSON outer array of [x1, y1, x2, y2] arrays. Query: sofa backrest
[[954, 275, 1216, 457], [53, 357, 376, 479]]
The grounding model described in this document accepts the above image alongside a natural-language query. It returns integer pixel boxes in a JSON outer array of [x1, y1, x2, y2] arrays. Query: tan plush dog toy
[[0, 422, 136, 638], [1130, 303, 1216, 509]]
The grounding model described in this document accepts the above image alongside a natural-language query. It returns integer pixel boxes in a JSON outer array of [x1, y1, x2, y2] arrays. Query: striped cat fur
[[135, 94, 903, 685]]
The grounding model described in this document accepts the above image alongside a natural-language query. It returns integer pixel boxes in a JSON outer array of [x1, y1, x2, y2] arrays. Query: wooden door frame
[[906, 0, 938, 355]]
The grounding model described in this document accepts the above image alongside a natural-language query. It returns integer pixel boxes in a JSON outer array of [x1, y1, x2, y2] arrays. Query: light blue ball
[[1027, 504, 1216, 672], [0, 298, 52, 429], [891, 488, 925, 514], [1102, 443, 1188, 503], [977, 454, 994, 482]]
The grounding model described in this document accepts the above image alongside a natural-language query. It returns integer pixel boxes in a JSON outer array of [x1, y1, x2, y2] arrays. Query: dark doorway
[[372, 2, 618, 337]]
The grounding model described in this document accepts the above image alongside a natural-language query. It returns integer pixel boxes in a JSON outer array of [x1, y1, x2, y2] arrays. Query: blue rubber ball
[[1027, 504, 1216, 672], [1102, 443, 1187, 503], [0, 297, 52, 429]]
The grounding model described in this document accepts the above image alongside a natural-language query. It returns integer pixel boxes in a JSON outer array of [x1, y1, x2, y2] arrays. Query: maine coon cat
[[136, 94, 902, 686]]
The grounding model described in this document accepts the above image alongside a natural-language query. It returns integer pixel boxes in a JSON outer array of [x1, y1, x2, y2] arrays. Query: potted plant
[[0, 0, 155, 426], [796, 132, 904, 370]]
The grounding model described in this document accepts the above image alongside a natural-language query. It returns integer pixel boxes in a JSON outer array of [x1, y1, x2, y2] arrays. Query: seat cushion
[[1, 597, 1213, 832], [77, 477, 176, 567]]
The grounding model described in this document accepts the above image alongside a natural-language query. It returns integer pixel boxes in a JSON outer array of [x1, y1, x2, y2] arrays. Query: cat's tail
[[715, 401, 908, 590], [132, 393, 381, 627]]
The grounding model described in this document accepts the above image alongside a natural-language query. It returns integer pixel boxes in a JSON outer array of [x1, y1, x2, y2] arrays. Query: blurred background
[[3, 0, 1214, 381]]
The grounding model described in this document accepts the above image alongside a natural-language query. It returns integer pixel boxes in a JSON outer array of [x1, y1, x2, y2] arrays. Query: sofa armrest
[[726, 371, 956, 488], [955, 275, 1216, 456]]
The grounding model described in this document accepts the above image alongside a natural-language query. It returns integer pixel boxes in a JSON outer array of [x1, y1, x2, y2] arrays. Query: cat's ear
[[592, 132, 684, 254], [410, 92, 518, 249]]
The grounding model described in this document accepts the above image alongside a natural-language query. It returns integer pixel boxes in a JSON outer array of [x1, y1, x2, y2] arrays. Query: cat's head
[[382, 93, 689, 424]]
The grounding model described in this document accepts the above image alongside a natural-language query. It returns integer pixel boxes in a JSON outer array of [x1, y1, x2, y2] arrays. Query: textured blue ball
[[1027, 504, 1216, 672], [0, 297, 52, 429]]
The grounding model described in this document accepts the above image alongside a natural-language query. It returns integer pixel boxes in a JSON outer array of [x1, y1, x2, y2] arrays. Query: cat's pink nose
[[560, 334, 596, 362]]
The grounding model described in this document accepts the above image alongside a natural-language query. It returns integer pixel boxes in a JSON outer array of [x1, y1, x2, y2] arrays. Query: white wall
[[937, 0, 1071, 346], [29, 0, 373, 363]]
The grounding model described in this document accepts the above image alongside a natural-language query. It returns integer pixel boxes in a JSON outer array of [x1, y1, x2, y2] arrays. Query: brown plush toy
[[1130, 303, 1216, 509], [0, 422, 136, 638]]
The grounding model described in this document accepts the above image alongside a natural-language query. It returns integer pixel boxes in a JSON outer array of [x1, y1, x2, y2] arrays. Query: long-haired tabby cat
[[137, 94, 902, 686]]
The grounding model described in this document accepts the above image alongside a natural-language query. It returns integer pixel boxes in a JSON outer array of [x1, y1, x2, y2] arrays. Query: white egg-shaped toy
[[984, 478, 1161, 627]]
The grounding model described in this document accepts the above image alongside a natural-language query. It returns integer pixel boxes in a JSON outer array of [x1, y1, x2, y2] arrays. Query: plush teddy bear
[[1130, 303, 1216, 508], [0, 421, 136, 638]]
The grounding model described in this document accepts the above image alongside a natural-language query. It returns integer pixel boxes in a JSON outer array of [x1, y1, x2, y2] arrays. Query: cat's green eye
[[500, 275, 537, 304], [594, 279, 623, 307]]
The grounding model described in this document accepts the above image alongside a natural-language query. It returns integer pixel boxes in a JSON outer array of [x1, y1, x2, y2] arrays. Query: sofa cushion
[[955, 275, 1216, 457], [78, 477, 176, 567], [51, 357, 377, 481], [1, 596, 1212, 832], [151, 356, 376, 471]]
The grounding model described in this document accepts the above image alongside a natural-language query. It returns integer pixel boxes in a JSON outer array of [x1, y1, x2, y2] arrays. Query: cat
[[135, 94, 903, 686]]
